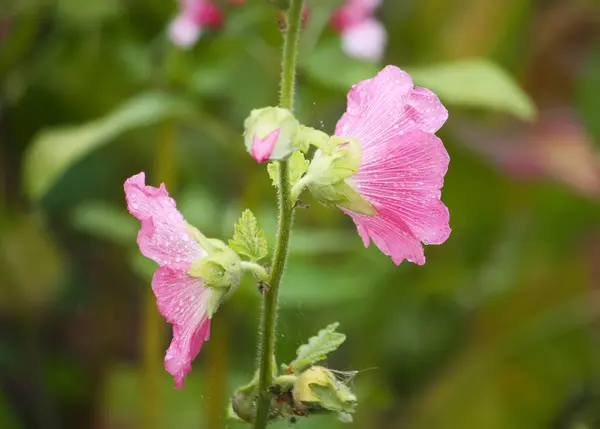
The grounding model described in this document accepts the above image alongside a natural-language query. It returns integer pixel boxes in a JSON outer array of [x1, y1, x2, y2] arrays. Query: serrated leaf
[[267, 151, 310, 188], [290, 323, 346, 373], [23, 91, 196, 201], [409, 58, 537, 121], [228, 209, 268, 261]]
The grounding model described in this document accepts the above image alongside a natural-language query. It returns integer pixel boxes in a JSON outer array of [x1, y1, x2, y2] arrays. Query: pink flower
[[336, 66, 450, 265], [331, 0, 386, 61], [124, 172, 213, 388], [168, 0, 223, 48]]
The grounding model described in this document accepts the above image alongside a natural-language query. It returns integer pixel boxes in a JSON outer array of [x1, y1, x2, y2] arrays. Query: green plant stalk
[[253, 1, 304, 428], [141, 120, 175, 429]]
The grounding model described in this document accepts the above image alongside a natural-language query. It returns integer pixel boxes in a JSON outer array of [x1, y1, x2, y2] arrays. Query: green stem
[[290, 175, 310, 202], [141, 120, 175, 429], [253, 1, 304, 428]]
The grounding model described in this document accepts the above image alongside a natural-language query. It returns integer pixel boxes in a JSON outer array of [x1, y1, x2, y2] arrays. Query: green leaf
[[301, 0, 345, 56], [409, 58, 537, 120], [267, 151, 309, 188], [71, 201, 138, 246], [23, 91, 196, 201], [302, 37, 379, 91], [228, 209, 268, 262], [0, 214, 65, 311], [289, 323, 346, 373]]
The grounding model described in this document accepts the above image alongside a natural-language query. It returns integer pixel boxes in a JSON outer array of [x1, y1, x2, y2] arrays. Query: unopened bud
[[293, 366, 357, 415], [244, 107, 302, 163]]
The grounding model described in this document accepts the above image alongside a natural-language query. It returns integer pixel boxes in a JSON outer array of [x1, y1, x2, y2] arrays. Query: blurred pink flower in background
[[124, 172, 213, 388], [455, 110, 600, 200], [335, 66, 451, 265], [168, 0, 224, 48], [331, 0, 387, 61]]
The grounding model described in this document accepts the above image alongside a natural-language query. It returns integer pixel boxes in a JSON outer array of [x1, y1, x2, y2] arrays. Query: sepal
[[186, 234, 242, 317]]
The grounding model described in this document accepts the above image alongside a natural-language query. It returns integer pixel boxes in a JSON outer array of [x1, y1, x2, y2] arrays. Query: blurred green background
[[2, 0, 600, 428]]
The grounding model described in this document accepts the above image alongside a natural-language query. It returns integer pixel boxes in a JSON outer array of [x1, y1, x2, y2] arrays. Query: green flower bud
[[244, 107, 302, 163], [293, 366, 357, 415]]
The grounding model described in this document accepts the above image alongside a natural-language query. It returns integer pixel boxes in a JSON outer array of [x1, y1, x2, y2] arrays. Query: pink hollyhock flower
[[168, 0, 223, 48], [331, 0, 387, 61], [335, 66, 450, 265], [125, 172, 213, 388]]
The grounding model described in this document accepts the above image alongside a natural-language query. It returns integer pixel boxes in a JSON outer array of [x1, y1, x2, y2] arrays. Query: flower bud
[[293, 366, 357, 415], [244, 107, 302, 163]]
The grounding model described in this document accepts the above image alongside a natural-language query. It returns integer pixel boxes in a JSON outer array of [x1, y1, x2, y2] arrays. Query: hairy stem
[[253, 1, 304, 428]]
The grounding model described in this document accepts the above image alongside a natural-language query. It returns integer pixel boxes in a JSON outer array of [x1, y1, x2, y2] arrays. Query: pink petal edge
[[153, 267, 212, 389], [124, 172, 205, 268]]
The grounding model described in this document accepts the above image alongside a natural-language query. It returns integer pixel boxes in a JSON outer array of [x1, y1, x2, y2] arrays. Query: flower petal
[[168, 14, 202, 48], [186, 0, 223, 28], [251, 128, 280, 163], [335, 66, 449, 152], [341, 18, 387, 62], [331, 0, 383, 30], [125, 172, 205, 268], [343, 208, 426, 265], [152, 267, 212, 388], [335, 65, 415, 150], [407, 87, 448, 134], [344, 130, 450, 264]]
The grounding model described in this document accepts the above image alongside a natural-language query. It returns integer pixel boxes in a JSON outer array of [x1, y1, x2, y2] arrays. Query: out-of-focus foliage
[[1, 1, 600, 429]]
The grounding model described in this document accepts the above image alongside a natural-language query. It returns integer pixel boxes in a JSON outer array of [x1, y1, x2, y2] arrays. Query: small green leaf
[[267, 151, 310, 188], [23, 91, 196, 201], [228, 209, 268, 262], [409, 58, 537, 120], [289, 323, 346, 373]]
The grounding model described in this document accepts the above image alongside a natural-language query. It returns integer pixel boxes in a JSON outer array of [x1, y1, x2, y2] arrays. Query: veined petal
[[152, 267, 212, 389], [335, 66, 414, 151], [344, 130, 450, 264], [124, 172, 205, 268], [335, 66, 449, 154], [342, 207, 426, 265], [407, 87, 448, 134]]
